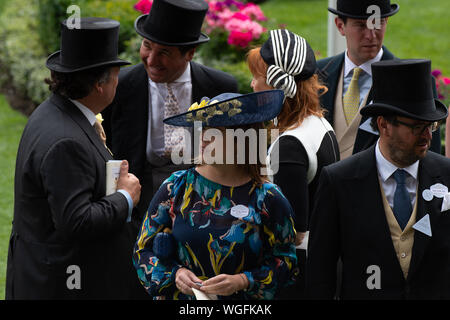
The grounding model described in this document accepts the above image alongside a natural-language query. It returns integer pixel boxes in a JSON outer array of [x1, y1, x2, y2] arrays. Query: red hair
[[247, 47, 328, 133]]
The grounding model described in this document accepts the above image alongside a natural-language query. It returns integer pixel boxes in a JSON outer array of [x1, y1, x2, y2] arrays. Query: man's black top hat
[[135, 0, 210, 46], [46, 17, 130, 73], [328, 0, 399, 19], [360, 59, 448, 122]]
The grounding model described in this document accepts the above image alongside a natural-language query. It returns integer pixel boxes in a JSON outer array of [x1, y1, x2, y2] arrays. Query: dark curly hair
[[45, 66, 112, 99]]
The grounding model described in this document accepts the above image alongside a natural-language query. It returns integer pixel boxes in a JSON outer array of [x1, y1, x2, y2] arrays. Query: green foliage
[[37, 0, 74, 55], [120, 34, 142, 66], [0, 0, 50, 105], [36, 0, 140, 55], [0, 94, 27, 300], [207, 58, 254, 94], [80, 0, 140, 54], [0, 0, 143, 108]]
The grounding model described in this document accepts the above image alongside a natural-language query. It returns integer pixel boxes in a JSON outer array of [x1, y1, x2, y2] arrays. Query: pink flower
[[231, 12, 250, 21], [432, 69, 442, 78], [134, 0, 152, 14], [228, 30, 253, 48], [241, 3, 267, 21], [202, 0, 267, 49], [225, 19, 265, 40]]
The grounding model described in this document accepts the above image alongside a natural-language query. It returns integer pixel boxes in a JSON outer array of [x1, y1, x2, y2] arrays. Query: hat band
[[60, 53, 119, 68], [373, 98, 437, 115]]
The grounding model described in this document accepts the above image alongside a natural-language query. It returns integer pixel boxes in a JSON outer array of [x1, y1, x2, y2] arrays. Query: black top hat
[[135, 0, 210, 46], [46, 18, 130, 73], [328, 0, 399, 19], [360, 59, 448, 122]]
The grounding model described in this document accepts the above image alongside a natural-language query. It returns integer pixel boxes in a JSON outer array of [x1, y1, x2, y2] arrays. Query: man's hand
[[200, 273, 248, 296], [175, 268, 203, 296], [116, 160, 141, 206]]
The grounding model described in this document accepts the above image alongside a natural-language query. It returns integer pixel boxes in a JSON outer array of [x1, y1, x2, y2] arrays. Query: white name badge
[[230, 205, 249, 219], [422, 189, 433, 201], [430, 183, 448, 198]]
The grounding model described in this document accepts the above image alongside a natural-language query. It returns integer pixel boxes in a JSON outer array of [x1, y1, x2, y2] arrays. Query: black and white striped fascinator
[[260, 29, 317, 98]]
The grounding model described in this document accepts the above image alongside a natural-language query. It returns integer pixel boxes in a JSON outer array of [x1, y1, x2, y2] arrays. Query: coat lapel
[[351, 147, 403, 264], [51, 94, 113, 162], [317, 53, 345, 124], [407, 154, 436, 280]]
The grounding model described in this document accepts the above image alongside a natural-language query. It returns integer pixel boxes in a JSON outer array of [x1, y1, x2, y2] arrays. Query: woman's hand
[[200, 273, 249, 296], [175, 268, 203, 296]]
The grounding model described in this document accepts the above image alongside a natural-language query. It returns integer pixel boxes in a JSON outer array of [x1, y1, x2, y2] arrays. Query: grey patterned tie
[[163, 83, 184, 158]]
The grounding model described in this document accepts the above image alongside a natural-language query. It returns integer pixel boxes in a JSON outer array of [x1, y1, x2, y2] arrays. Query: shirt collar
[[375, 139, 419, 182], [69, 99, 97, 126], [344, 47, 383, 77]]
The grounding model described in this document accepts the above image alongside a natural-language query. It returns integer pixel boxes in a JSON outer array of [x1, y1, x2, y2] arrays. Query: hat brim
[[328, 4, 399, 19], [46, 51, 131, 73], [134, 14, 210, 46], [360, 99, 448, 122], [163, 90, 285, 127]]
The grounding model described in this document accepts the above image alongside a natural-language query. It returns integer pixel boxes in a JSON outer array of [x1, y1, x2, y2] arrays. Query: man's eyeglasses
[[393, 118, 439, 136]]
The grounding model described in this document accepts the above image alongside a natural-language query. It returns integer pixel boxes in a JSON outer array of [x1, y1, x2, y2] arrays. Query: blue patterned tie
[[392, 169, 412, 230]]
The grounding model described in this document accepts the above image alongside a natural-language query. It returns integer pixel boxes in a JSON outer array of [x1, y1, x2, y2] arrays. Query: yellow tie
[[93, 119, 113, 156], [343, 67, 362, 125]]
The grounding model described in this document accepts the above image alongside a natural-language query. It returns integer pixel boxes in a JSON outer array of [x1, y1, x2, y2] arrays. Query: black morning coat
[[6, 94, 134, 299], [307, 145, 450, 299]]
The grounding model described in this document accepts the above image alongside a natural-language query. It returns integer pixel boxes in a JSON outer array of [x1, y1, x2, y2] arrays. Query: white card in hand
[[106, 160, 122, 195], [192, 288, 218, 300]]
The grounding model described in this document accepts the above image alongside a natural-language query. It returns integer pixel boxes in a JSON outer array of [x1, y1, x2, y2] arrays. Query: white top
[[267, 115, 336, 184], [146, 64, 192, 163], [375, 139, 418, 209]]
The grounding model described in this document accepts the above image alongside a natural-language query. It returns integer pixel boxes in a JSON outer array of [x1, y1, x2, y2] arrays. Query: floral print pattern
[[133, 168, 297, 300]]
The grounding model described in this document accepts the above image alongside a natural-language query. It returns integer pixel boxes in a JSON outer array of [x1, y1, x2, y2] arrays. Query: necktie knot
[[352, 67, 362, 80], [393, 169, 407, 185]]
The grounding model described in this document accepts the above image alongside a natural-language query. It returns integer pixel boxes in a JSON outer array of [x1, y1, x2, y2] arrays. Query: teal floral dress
[[133, 168, 297, 300]]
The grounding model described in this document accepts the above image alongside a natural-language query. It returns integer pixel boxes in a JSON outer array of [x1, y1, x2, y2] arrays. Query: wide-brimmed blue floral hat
[[163, 90, 284, 127]]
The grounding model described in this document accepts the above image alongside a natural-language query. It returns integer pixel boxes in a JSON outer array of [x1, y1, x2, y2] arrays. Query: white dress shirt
[[375, 140, 418, 209], [146, 64, 192, 164], [343, 48, 383, 107]]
